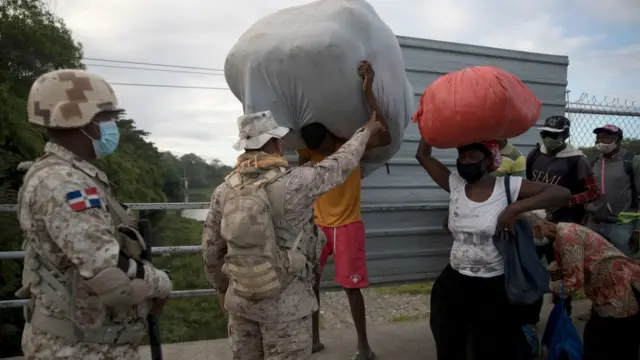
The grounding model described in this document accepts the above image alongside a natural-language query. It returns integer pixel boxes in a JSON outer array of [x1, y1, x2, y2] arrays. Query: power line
[[84, 63, 224, 76], [83, 57, 224, 72], [110, 82, 230, 90], [78, 57, 231, 90]]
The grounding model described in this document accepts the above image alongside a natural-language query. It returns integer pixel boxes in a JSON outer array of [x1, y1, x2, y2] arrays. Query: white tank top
[[447, 172, 523, 278]]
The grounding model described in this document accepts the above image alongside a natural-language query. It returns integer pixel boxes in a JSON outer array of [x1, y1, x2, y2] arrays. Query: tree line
[[0, 0, 232, 356]]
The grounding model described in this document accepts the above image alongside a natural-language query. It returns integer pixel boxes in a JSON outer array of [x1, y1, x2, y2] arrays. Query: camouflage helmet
[[27, 69, 123, 128]]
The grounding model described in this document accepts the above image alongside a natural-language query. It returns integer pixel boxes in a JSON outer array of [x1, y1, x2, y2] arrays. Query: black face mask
[[456, 160, 487, 184]]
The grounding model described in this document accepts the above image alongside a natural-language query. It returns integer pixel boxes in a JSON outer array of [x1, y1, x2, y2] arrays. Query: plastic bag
[[541, 282, 584, 360], [224, 0, 414, 175], [493, 176, 550, 305], [413, 66, 541, 149]]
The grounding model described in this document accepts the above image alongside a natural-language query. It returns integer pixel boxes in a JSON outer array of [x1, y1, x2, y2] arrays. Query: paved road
[[8, 296, 591, 360], [137, 296, 590, 360], [137, 319, 431, 360]]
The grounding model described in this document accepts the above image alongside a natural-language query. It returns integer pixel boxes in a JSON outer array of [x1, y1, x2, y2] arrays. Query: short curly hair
[[300, 122, 329, 150]]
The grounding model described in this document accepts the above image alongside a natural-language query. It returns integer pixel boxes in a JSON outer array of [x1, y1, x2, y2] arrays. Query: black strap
[[117, 252, 145, 279], [624, 152, 637, 208], [632, 285, 640, 306], [504, 176, 512, 205], [623, 151, 635, 175], [525, 146, 541, 181], [570, 156, 583, 192]]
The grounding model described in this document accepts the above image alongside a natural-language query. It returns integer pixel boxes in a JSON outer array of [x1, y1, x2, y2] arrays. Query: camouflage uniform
[[16, 70, 172, 360], [202, 112, 371, 360]]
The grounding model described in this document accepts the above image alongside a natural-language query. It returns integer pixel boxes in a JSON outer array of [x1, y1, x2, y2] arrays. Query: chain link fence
[[566, 93, 640, 148]]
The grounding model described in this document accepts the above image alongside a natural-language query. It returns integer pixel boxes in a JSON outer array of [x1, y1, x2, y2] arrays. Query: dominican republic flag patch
[[66, 187, 102, 212]]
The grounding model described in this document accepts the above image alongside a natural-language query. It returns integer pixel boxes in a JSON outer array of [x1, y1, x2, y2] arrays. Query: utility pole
[[183, 165, 189, 203], [183, 159, 194, 203]]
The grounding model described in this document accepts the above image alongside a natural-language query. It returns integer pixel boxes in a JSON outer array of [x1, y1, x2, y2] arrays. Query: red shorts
[[318, 220, 369, 288]]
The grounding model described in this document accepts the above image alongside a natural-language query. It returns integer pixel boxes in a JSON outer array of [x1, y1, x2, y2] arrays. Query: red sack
[[413, 66, 541, 149]]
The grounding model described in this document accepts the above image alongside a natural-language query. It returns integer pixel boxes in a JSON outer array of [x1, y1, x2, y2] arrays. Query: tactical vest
[[221, 167, 322, 299], [254, 166, 324, 269], [15, 154, 146, 345]]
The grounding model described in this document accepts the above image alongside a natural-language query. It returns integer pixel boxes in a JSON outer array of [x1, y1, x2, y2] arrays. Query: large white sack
[[224, 0, 414, 175]]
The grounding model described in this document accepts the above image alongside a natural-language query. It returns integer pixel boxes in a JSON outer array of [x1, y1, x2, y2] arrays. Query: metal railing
[[0, 201, 448, 310], [0, 202, 216, 309]]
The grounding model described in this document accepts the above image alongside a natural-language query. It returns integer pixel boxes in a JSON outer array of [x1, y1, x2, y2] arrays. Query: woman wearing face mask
[[586, 124, 640, 258], [415, 139, 571, 360]]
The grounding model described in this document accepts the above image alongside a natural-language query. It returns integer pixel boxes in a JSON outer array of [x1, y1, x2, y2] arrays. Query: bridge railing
[[0, 202, 217, 309], [0, 201, 450, 310]]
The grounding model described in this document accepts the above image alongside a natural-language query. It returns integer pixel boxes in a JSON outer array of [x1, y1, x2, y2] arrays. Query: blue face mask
[[91, 121, 120, 158]]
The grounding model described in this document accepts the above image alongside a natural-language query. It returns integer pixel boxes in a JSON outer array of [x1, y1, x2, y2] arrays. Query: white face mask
[[595, 142, 617, 154]]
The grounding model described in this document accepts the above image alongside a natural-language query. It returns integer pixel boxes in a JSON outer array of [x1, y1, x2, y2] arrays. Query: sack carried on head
[[413, 66, 541, 149]]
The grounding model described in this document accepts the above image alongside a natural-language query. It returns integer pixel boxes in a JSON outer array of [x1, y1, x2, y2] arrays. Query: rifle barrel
[[138, 219, 163, 360]]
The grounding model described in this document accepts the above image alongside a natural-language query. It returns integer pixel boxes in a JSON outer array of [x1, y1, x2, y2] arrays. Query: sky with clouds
[[49, 0, 640, 165]]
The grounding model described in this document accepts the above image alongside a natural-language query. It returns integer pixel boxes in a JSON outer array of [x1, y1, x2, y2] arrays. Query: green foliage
[[0, 0, 84, 97], [149, 213, 229, 343], [98, 118, 168, 203], [154, 297, 228, 344], [181, 153, 231, 190], [0, 0, 84, 200], [0, 0, 233, 355], [0, 1, 85, 355], [187, 187, 216, 202], [160, 152, 185, 202]]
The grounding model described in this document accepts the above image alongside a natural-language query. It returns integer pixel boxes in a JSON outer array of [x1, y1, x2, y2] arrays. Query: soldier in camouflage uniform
[[202, 110, 385, 360], [16, 69, 173, 360]]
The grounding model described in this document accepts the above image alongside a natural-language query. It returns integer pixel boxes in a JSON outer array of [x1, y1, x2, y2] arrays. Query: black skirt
[[429, 265, 530, 360]]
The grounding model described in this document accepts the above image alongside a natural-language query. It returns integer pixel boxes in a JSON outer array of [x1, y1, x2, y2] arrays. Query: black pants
[[430, 265, 529, 360], [583, 310, 640, 360]]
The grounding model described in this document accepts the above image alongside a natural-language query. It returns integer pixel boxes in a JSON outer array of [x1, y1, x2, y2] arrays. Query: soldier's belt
[[29, 303, 145, 345]]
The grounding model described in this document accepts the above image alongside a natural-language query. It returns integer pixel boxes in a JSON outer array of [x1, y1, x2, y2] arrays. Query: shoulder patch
[[66, 187, 102, 212]]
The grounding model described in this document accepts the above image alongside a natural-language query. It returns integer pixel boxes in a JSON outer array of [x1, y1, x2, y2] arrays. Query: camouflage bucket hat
[[27, 69, 124, 129], [233, 111, 290, 151]]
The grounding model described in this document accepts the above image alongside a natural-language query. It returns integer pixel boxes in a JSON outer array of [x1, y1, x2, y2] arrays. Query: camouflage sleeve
[[141, 261, 172, 299], [284, 127, 371, 226], [30, 170, 120, 279], [202, 185, 229, 293]]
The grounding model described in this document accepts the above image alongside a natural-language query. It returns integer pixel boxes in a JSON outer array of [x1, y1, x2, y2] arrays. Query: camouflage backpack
[[220, 167, 306, 300]]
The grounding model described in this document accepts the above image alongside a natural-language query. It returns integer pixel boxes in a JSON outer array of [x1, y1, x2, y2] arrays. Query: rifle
[[138, 218, 163, 360]]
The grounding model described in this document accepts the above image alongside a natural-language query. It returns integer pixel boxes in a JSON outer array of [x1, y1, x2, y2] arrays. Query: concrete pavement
[[8, 296, 592, 360], [137, 296, 590, 360], [137, 319, 432, 360]]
